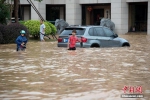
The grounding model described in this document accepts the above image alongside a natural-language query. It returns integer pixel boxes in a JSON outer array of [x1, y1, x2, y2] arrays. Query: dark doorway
[[93, 9, 104, 25], [82, 4, 111, 25], [82, 5, 86, 25], [46, 5, 65, 24], [129, 2, 148, 32]]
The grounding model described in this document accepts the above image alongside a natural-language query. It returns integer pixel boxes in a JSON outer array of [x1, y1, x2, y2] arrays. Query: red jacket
[[69, 35, 80, 48]]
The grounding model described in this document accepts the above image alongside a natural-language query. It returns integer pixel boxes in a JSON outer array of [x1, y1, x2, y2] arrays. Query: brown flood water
[[0, 34, 150, 100]]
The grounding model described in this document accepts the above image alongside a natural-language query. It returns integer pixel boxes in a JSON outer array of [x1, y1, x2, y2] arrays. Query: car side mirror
[[113, 34, 118, 38]]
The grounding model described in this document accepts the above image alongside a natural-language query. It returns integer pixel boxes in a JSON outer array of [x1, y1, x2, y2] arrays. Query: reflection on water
[[0, 35, 150, 100]]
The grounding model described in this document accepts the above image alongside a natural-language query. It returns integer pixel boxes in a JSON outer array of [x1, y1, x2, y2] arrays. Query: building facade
[[19, 0, 150, 34]]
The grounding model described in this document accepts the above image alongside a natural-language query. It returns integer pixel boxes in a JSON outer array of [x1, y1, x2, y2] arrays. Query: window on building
[[11, 5, 31, 22], [129, 2, 148, 32], [46, 5, 65, 24]]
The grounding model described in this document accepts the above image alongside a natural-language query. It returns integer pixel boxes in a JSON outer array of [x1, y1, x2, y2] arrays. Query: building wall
[[148, 0, 150, 35], [111, 0, 129, 34], [20, 0, 46, 20], [20, 0, 150, 34], [65, 0, 82, 25], [80, 0, 111, 4]]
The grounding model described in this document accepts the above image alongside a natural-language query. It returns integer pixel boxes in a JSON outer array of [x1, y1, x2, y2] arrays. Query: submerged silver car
[[57, 26, 130, 48]]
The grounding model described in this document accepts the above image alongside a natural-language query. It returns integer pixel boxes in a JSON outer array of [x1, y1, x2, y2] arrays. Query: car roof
[[66, 25, 106, 29]]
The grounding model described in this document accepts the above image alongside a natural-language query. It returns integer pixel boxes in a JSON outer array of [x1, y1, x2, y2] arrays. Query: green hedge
[[19, 21, 26, 25], [46, 21, 57, 34], [23, 20, 56, 38]]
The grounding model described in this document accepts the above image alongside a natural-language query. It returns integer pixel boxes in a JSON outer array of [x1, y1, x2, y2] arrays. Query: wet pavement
[[0, 34, 150, 100]]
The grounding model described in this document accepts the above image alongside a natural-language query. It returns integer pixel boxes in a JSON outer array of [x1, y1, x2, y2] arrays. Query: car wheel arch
[[91, 43, 100, 48], [122, 42, 130, 47]]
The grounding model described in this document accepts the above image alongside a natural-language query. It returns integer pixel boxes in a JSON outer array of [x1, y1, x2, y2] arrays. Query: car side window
[[88, 28, 94, 36], [94, 27, 105, 36], [93, 28, 98, 36], [103, 28, 114, 37]]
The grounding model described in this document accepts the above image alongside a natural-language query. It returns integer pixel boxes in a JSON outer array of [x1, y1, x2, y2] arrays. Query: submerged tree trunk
[[7, 0, 14, 25], [10, 0, 13, 24], [14, 0, 18, 23]]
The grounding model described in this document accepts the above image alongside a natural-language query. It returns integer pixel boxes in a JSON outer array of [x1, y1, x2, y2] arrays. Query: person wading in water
[[16, 30, 28, 51]]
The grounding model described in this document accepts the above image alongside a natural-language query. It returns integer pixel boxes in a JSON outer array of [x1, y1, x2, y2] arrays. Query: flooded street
[[0, 34, 150, 100]]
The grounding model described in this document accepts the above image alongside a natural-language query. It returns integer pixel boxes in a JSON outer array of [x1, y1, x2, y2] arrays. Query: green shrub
[[46, 21, 57, 34], [24, 20, 52, 38], [2, 23, 29, 44], [19, 21, 26, 25]]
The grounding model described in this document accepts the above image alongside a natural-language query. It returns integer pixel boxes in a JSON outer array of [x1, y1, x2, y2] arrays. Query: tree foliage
[[0, 0, 6, 3], [0, 0, 43, 24], [0, 3, 10, 24]]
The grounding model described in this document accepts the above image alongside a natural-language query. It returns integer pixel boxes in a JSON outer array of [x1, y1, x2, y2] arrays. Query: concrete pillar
[[148, 1, 150, 35], [111, 0, 128, 34], [66, 0, 81, 25], [38, 1, 46, 20], [30, 1, 39, 20], [24, 6, 30, 20], [121, 1, 128, 34]]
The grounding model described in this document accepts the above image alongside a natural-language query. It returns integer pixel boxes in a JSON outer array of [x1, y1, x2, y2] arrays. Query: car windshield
[[61, 28, 85, 35]]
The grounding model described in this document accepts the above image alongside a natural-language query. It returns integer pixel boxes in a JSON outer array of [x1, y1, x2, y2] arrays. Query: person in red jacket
[[67, 29, 80, 50]]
